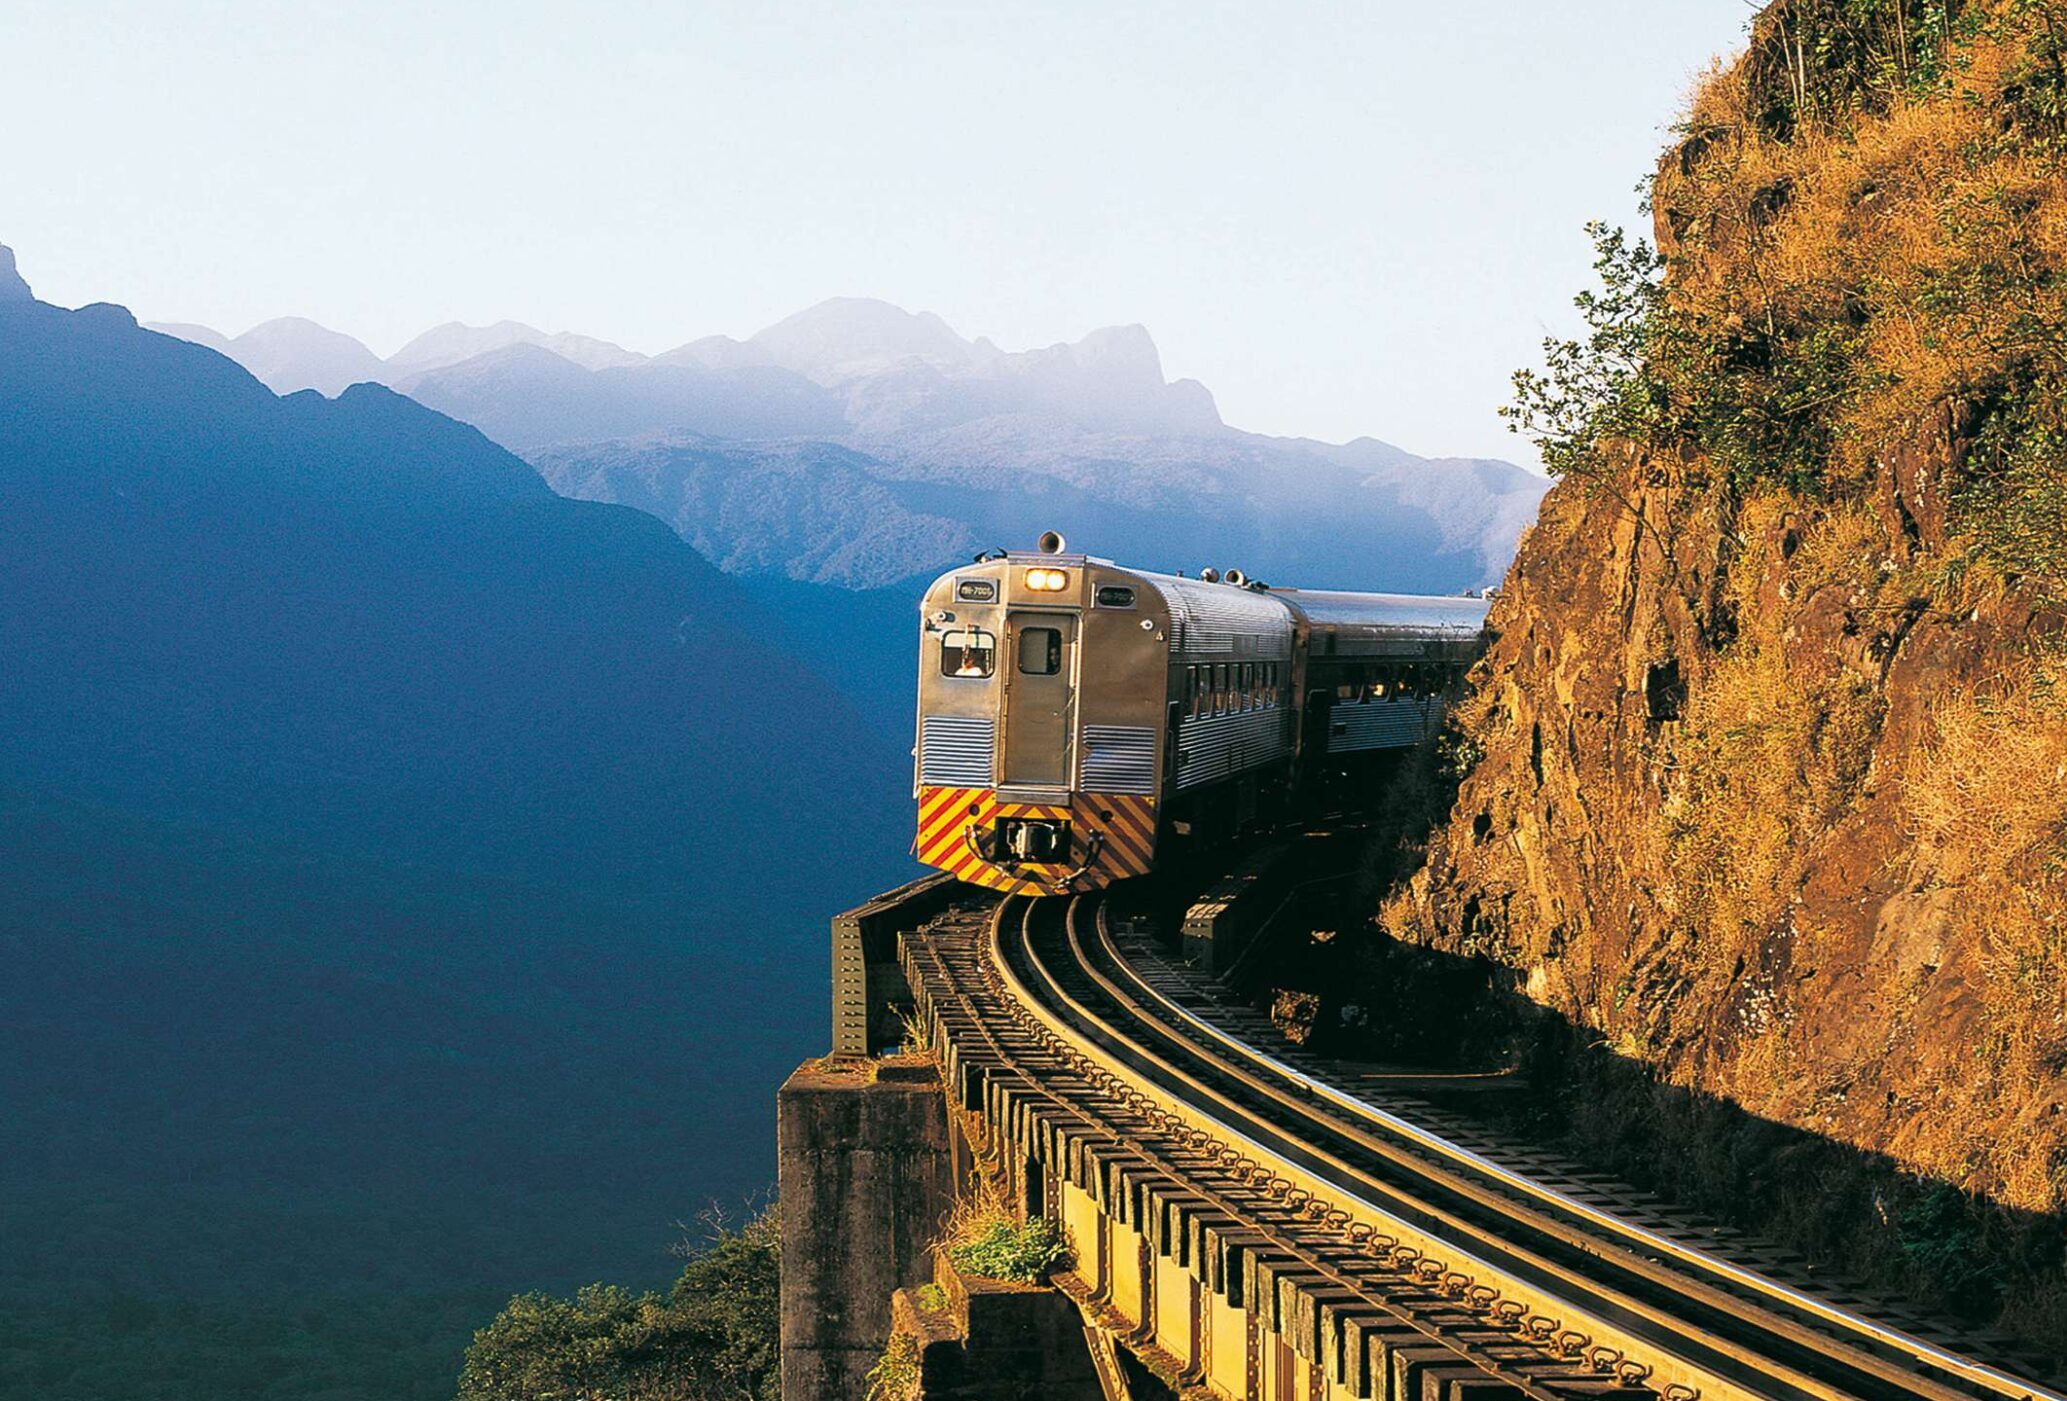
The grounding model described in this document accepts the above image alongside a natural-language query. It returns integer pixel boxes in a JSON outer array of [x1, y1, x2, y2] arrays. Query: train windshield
[[940, 627, 996, 678]]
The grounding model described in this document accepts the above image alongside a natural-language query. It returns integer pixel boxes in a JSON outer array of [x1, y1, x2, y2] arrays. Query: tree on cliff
[[457, 1205, 779, 1401]]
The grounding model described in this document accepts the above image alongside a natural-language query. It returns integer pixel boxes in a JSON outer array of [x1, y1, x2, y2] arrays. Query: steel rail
[[998, 889, 2050, 1401], [1083, 905, 2059, 1401], [989, 895, 1589, 1401], [955, 895, 1597, 1399], [1002, 896, 1877, 1401]]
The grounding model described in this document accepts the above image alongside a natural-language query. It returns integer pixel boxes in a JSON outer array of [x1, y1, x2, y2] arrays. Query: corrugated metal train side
[[910, 547, 1489, 895]]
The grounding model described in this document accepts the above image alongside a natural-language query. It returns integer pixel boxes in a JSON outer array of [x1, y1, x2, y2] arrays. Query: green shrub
[[945, 1216, 1069, 1284], [457, 1203, 779, 1401]]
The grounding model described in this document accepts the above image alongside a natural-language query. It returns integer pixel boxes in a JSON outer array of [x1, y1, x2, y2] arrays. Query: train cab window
[[1017, 626, 1063, 675], [940, 628, 996, 678]]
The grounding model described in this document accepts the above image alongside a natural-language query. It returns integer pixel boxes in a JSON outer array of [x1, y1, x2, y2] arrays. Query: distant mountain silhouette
[[150, 293, 1544, 601], [387, 319, 646, 374], [230, 316, 390, 395], [692, 296, 994, 383], [115, 269, 1545, 746], [653, 297, 1223, 435], [136, 315, 389, 395], [2, 253, 914, 1399], [392, 343, 847, 446], [7, 287, 900, 891]]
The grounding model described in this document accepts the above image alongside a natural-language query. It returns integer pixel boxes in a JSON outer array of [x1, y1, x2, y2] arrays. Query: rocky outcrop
[[1391, 431, 2064, 1208], [1385, 0, 2067, 1237]]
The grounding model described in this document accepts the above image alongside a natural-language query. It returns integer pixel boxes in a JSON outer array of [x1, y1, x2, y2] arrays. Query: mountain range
[[150, 298, 1547, 594], [1, 247, 912, 1400]]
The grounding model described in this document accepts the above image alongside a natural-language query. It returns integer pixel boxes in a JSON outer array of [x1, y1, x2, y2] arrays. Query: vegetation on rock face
[[1388, 0, 2067, 1351], [944, 1215, 1070, 1285], [863, 1330, 920, 1401], [456, 1205, 779, 1401], [1511, 0, 2067, 587]]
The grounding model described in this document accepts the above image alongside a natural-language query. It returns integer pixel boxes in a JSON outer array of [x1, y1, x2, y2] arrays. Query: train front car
[[913, 538, 1171, 895]]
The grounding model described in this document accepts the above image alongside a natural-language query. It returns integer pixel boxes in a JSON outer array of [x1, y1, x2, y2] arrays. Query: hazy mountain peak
[[748, 296, 987, 384], [387, 320, 542, 372], [1059, 324, 1163, 383], [387, 319, 645, 375], [0, 244, 31, 302], [223, 317, 387, 397], [240, 315, 371, 345]]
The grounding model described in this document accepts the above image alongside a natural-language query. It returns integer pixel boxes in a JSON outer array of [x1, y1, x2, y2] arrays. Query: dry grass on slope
[[1655, 4, 2067, 575], [1900, 658, 2067, 1210]]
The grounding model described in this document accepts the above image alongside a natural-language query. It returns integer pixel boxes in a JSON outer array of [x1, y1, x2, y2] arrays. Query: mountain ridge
[[139, 287, 1541, 590]]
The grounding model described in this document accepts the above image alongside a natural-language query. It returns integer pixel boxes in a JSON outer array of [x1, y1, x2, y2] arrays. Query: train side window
[[940, 628, 996, 678], [1216, 664, 1230, 714], [1017, 627, 1062, 675]]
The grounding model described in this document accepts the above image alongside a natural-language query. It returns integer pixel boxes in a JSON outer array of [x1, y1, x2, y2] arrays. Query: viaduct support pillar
[[778, 1057, 954, 1401]]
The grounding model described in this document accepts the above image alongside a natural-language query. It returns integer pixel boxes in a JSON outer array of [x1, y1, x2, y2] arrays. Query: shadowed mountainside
[[0, 266, 910, 1400]]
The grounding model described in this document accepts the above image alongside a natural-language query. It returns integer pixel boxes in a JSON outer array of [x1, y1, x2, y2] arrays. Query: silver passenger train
[[914, 533, 1489, 895]]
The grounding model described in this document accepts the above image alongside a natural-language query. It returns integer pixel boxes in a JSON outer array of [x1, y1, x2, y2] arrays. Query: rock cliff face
[[1393, 432, 2064, 1208], [1386, 0, 2067, 1235]]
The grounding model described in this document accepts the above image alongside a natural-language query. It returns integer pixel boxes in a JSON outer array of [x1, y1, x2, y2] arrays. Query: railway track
[[901, 884, 2062, 1401]]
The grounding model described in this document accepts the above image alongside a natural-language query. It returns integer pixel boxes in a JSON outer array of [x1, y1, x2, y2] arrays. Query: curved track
[[986, 891, 2060, 1401]]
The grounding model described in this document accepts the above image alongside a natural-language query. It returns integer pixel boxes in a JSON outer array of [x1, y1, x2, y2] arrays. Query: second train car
[[913, 533, 1489, 895]]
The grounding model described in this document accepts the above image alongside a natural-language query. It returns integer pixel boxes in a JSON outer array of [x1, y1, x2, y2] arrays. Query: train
[[913, 533, 1490, 895]]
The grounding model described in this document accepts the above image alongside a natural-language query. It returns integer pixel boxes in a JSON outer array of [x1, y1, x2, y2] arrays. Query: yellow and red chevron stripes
[[915, 787, 1160, 894], [1083, 794, 1157, 881]]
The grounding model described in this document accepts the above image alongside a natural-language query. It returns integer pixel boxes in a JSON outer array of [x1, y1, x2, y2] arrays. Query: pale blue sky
[[2, 1, 1755, 462]]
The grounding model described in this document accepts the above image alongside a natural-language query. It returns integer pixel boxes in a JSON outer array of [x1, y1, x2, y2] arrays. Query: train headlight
[[1025, 567, 1070, 592]]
